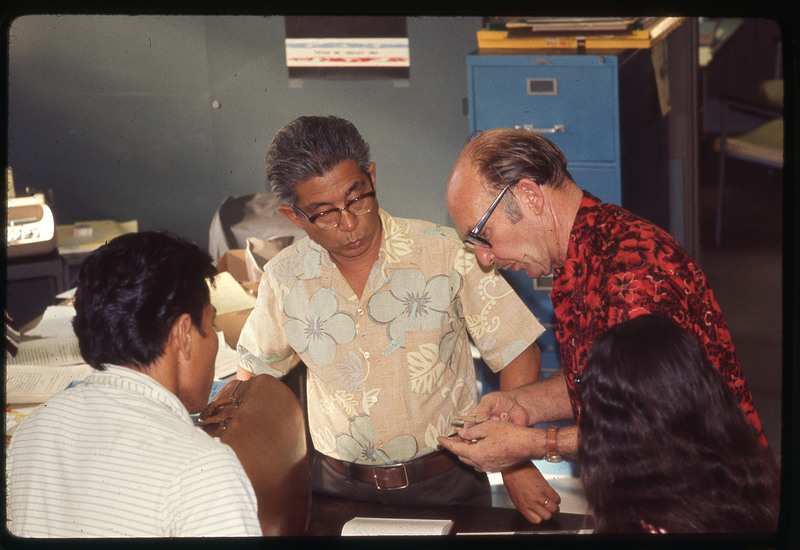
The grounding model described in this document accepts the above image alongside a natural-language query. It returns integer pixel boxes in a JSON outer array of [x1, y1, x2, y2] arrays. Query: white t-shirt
[[6, 364, 261, 537]]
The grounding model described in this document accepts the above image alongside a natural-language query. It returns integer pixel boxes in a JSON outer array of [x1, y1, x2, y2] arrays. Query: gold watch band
[[545, 425, 564, 463]]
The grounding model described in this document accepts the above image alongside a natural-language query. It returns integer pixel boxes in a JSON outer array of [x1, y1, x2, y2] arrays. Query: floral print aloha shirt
[[238, 209, 545, 464], [552, 192, 766, 445]]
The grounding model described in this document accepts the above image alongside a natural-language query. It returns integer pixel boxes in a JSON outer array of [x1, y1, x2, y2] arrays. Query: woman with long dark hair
[[579, 315, 780, 534]]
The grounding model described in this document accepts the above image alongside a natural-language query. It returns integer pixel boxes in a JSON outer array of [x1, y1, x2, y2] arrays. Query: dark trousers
[[310, 451, 492, 507]]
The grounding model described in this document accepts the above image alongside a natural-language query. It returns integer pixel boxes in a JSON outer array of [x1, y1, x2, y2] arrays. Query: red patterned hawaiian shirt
[[551, 192, 766, 445]]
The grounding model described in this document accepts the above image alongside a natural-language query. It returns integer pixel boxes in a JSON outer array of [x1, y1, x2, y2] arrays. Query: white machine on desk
[[7, 193, 57, 259]]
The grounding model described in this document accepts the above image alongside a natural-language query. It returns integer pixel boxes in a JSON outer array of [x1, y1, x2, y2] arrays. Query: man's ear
[[172, 313, 194, 360], [516, 178, 546, 215], [278, 204, 304, 230]]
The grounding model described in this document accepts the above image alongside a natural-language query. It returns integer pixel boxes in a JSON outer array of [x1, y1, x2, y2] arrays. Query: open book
[[6, 333, 93, 405], [341, 517, 454, 536]]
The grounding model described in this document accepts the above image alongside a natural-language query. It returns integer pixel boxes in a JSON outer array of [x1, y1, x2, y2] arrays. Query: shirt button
[[357, 308, 365, 316], [370, 396, 378, 403], [364, 351, 370, 359]]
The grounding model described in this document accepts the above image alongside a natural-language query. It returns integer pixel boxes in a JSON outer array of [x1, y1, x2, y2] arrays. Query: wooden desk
[[307, 495, 592, 536]]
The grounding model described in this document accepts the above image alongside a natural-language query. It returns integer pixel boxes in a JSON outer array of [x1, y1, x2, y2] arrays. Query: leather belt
[[325, 451, 459, 490]]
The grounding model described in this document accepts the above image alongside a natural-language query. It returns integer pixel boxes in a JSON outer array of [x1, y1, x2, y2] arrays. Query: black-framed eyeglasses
[[463, 181, 516, 249], [293, 183, 376, 230]]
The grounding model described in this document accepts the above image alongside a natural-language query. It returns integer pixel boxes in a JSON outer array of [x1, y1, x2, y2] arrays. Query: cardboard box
[[214, 249, 259, 348], [216, 249, 249, 284], [215, 309, 251, 349]]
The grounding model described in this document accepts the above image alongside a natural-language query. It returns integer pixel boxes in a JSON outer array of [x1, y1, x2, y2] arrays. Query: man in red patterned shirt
[[438, 128, 768, 517]]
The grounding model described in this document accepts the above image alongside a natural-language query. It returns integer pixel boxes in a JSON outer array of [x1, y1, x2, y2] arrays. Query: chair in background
[[208, 193, 306, 263], [712, 79, 783, 248]]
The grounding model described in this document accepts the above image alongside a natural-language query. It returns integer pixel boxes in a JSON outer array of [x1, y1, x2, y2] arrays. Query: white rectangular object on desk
[[7, 334, 83, 366], [22, 305, 76, 338], [6, 364, 93, 405], [6, 195, 56, 258], [342, 516, 454, 536]]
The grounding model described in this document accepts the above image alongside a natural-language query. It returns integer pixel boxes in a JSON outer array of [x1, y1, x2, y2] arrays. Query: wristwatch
[[545, 426, 564, 463]]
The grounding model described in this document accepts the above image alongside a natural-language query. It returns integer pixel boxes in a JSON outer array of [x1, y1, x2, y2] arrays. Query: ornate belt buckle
[[373, 463, 409, 490]]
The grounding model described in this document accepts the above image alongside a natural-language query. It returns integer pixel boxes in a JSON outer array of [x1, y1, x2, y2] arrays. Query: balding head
[[461, 128, 572, 194]]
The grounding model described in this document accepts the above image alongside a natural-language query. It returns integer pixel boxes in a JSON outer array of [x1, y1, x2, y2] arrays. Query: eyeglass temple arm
[[469, 183, 513, 236]]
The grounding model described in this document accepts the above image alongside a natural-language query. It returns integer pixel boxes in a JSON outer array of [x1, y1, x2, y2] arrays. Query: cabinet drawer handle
[[515, 124, 565, 134]]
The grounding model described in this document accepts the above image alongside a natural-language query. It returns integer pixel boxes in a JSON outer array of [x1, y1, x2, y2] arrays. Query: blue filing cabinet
[[468, 49, 669, 382]]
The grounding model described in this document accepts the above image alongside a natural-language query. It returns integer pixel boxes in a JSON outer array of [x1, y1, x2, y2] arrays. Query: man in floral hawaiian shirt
[[237, 116, 560, 522], [438, 128, 767, 480]]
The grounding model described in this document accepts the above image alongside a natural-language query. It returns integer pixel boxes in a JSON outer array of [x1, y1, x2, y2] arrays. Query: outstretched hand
[[437, 419, 545, 472], [471, 390, 533, 427]]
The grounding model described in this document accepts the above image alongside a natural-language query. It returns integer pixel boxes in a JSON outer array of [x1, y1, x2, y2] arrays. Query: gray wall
[[7, 15, 483, 250]]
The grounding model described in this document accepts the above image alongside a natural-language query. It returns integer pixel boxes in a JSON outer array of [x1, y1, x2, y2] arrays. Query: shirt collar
[[314, 209, 402, 301], [563, 190, 603, 264], [577, 190, 601, 215], [85, 364, 194, 424]]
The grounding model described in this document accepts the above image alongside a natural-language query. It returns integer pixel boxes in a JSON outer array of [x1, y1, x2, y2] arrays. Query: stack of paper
[[6, 306, 93, 405], [6, 362, 94, 405], [208, 271, 257, 315]]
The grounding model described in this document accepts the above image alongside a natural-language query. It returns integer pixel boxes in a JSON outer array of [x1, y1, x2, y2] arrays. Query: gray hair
[[266, 116, 371, 205], [465, 129, 572, 222]]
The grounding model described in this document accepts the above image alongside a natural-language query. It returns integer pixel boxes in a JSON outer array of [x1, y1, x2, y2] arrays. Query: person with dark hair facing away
[[6, 231, 261, 537], [579, 315, 780, 534], [236, 115, 557, 520]]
